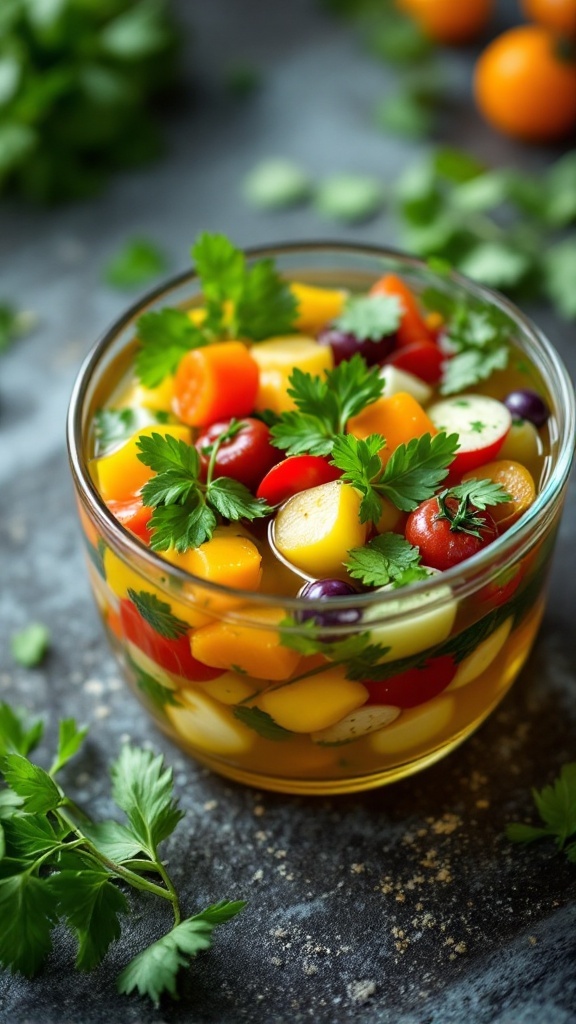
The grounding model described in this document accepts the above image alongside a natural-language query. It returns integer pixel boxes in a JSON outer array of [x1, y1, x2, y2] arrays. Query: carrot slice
[[173, 341, 259, 427], [462, 459, 536, 530], [347, 392, 437, 454], [370, 273, 436, 348]]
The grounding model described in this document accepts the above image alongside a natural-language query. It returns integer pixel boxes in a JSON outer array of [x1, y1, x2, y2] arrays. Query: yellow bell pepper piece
[[258, 669, 368, 733], [102, 548, 210, 628], [348, 392, 437, 453], [251, 336, 333, 415], [162, 526, 263, 594], [191, 606, 301, 681], [200, 671, 262, 705], [290, 282, 347, 334], [94, 423, 191, 503]]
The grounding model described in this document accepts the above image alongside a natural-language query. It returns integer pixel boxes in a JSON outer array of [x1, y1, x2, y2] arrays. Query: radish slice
[[311, 705, 401, 745], [427, 394, 512, 475], [379, 365, 432, 406]]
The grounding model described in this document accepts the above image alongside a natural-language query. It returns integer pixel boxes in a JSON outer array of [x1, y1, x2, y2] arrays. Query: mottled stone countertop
[[1, 2, 575, 1022]]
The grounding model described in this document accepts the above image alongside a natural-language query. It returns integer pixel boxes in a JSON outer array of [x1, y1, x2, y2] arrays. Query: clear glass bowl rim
[[66, 240, 576, 621]]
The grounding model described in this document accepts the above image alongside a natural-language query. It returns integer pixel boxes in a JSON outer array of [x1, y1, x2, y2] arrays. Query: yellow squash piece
[[191, 606, 301, 681], [290, 282, 347, 334], [258, 669, 368, 733], [251, 336, 333, 415], [103, 548, 210, 628], [166, 689, 255, 756], [162, 526, 263, 594], [273, 480, 367, 579], [362, 576, 456, 663], [200, 671, 262, 705], [94, 423, 191, 503]]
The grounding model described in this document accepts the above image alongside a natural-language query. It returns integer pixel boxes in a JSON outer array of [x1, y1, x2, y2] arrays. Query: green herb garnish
[[333, 293, 402, 340], [242, 158, 312, 209], [103, 238, 167, 290], [437, 302, 512, 395], [135, 309, 209, 389], [0, 703, 245, 1004], [313, 174, 385, 223], [345, 533, 429, 588], [10, 624, 50, 668], [507, 763, 576, 863], [270, 354, 384, 456], [136, 430, 272, 552], [330, 430, 459, 523]]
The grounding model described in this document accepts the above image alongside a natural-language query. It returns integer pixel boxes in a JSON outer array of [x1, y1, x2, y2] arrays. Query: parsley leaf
[[127, 590, 189, 640], [333, 293, 402, 340], [1, 754, 62, 814], [0, 703, 44, 757], [507, 763, 576, 860], [111, 744, 184, 855], [137, 430, 271, 552], [234, 258, 298, 340], [103, 238, 167, 290], [448, 479, 512, 510], [438, 303, 511, 395], [330, 430, 459, 521], [345, 533, 428, 587], [0, 303, 36, 354], [117, 901, 246, 1007], [48, 867, 127, 971], [0, 874, 57, 977], [233, 706, 293, 741], [192, 232, 246, 305], [242, 158, 311, 209], [10, 623, 50, 668], [50, 719, 89, 776], [135, 309, 209, 389], [271, 354, 384, 456]]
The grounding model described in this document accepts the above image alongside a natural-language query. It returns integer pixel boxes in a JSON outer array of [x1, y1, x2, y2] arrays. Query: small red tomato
[[365, 655, 456, 708], [405, 495, 498, 570], [256, 454, 341, 505], [384, 340, 444, 384], [119, 599, 222, 681], [195, 417, 278, 492], [106, 496, 153, 544], [479, 562, 523, 607]]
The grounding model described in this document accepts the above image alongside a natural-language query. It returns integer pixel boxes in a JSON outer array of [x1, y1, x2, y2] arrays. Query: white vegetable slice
[[361, 572, 456, 662], [311, 705, 401, 745], [371, 695, 454, 755], [447, 618, 513, 690], [379, 365, 432, 406], [167, 689, 254, 755], [428, 394, 512, 470]]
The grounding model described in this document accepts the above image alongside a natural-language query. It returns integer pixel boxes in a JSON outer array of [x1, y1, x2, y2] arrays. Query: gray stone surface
[[1, 1, 575, 1022]]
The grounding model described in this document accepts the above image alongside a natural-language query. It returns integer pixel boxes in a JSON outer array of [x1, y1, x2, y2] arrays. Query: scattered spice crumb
[[93, 704, 111, 719], [346, 979, 377, 1004], [350, 863, 365, 874], [253, 805, 265, 817], [203, 800, 218, 811]]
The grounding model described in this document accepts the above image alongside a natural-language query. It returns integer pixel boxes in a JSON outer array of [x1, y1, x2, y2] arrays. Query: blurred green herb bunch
[[0, 0, 181, 202]]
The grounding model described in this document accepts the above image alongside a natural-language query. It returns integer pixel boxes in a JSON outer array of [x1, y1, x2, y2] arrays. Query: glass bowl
[[67, 243, 575, 794]]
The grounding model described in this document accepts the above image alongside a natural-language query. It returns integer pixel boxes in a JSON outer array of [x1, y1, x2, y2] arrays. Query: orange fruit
[[521, 0, 576, 37], [397, 0, 494, 45], [474, 24, 576, 140]]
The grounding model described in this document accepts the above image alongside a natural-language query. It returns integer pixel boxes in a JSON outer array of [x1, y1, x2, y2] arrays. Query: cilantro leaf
[[448, 479, 512, 509], [440, 346, 509, 395], [103, 238, 167, 290], [232, 707, 293, 741], [148, 501, 218, 553], [234, 258, 298, 340], [330, 433, 385, 524], [333, 294, 402, 340], [111, 745, 183, 856], [117, 901, 246, 1007], [507, 763, 576, 856], [126, 589, 189, 640], [135, 309, 209, 389], [10, 623, 50, 668], [1, 754, 62, 814], [271, 354, 384, 456], [345, 533, 427, 587], [94, 408, 138, 449], [207, 477, 272, 522], [0, 874, 56, 977], [48, 867, 128, 971], [192, 232, 246, 304], [0, 703, 44, 757]]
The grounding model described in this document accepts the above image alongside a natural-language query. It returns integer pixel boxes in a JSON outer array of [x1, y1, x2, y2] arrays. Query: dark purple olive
[[296, 578, 361, 634], [503, 389, 550, 428], [316, 327, 395, 367]]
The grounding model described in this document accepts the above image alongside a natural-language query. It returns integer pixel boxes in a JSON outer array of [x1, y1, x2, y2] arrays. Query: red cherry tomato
[[256, 454, 342, 505], [195, 417, 279, 492], [384, 341, 444, 384], [106, 496, 153, 544], [119, 599, 222, 681], [370, 273, 436, 349], [365, 655, 456, 708], [405, 496, 498, 570], [479, 562, 523, 607]]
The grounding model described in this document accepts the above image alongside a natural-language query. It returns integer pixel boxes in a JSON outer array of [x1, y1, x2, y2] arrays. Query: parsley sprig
[[330, 430, 460, 523], [435, 479, 511, 536], [134, 234, 298, 388], [0, 703, 245, 1005], [507, 763, 576, 864], [423, 290, 512, 395], [345, 533, 430, 588], [270, 353, 385, 456], [332, 293, 402, 340], [137, 429, 272, 552]]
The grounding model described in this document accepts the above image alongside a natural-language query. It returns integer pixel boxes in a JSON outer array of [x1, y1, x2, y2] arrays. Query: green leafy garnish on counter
[[507, 763, 576, 863], [330, 430, 459, 522], [346, 533, 428, 588], [134, 234, 298, 387], [0, 703, 245, 1004], [103, 238, 168, 290], [10, 624, 50, 668], [314, 174, 385, 223], [270, 354, 384, 456], [136, 430, 272, 552], [242, 158, 312, 209], [333, 293, 402, 340]]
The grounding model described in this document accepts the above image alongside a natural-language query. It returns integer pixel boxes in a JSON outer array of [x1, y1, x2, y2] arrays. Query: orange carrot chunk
[[462, 459, 536, 530], [172, 341, 259, 427], [370, 273, 436, 348]]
